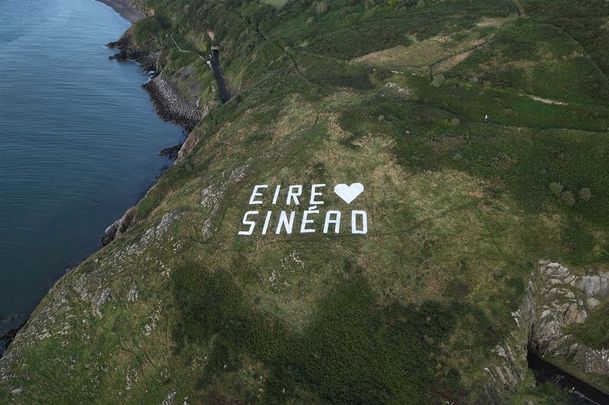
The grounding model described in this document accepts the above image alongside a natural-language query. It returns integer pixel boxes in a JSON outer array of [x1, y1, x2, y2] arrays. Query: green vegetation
[[2, 0, 609, 403], [172, 262, 464, 402], [571, 302, 609, 349], [337, 91, 609, 263], [449, 19, 609, 105], [261, 0, 288, 8], [510, 380, 570, 404]]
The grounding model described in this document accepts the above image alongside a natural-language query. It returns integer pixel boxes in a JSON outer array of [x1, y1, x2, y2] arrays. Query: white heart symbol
[[334, 183, 364, 204]]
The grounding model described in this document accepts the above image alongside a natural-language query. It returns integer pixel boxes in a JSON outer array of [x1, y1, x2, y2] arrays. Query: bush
[[561, 191, 575, 206], [431, 74, 446, 88], [313, 1, 329, 14], [579, 187, 592, 201], [549, 182, 564, 196]]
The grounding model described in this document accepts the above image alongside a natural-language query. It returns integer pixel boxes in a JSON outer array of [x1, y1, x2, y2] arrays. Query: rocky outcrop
[[531, 263, 587, 357], [93, 288, 112, 317], [483, 272, 536, 402], [107, 29, 159, 72], [174, 102, 215, 161], [101, 207, 137, 245], [0, 328, 20, 358], [531, 263, 608, 379], [159, 144, 182, 159], [580, 273, 609, 297], [484, 261, 609, 402], [176, 133, 196, 162], [573, 349, 609, 376]]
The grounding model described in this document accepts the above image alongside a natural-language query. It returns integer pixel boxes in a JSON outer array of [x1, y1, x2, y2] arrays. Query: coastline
[[99, 0, 204, 244], [95, 0, 144, 23], [0, 0, 202, 356], [143, 76, 204, 131]]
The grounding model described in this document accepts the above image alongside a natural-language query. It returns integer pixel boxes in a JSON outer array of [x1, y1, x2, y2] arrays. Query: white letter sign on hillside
[[238, 183, 368, 236]]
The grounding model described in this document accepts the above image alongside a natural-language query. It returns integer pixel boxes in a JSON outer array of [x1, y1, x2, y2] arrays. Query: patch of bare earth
[[434, 49, 476, 73], [527, 94, 568, 106], [353, 32, 487, 72]]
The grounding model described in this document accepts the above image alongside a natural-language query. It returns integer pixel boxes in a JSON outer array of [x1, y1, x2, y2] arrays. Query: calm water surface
[[0, 0, 183, 335]]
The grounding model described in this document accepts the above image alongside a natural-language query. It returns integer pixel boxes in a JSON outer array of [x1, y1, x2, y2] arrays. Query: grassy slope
[[1, 0, 609, 403]]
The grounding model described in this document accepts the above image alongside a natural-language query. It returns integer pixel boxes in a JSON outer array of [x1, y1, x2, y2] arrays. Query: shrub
[[313, 1, 329, 14], [364, 0, 377, 9], [549, 182, 564, 196], [431, 74, 446, 88], [579, 187, 592, 201]]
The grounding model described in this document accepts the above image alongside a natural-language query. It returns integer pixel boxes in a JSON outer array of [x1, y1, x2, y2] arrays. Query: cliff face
[[3, 0, 609, 402], [485, 261, 609, 401]]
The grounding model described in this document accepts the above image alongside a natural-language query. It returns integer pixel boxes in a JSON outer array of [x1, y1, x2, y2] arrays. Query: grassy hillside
[[1, 0, 609, 403]]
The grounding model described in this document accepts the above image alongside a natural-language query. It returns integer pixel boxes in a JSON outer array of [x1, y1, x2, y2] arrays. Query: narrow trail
[[170, 33, 208, 64], [428, 18, 514, 74]]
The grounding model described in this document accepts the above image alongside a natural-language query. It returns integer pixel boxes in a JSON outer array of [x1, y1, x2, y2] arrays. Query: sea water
[[0, 0, 183, 335]]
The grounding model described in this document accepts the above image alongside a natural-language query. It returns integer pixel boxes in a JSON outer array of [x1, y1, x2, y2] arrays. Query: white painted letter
[[310, 184, 325, 206], [272, 185, 281, 205], [261, 211, 273, 235], [286, 185, 303, 205], [323, 210, 341, 234], [275, 211, 295, 234], [249, 185, 268, 205], [351, 210, 368, 235], [300, 209, 318, 234], [238, 210, 258, 235]]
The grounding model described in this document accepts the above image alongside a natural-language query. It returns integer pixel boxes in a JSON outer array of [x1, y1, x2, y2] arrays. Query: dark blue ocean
[[0, 0, 183, 335]]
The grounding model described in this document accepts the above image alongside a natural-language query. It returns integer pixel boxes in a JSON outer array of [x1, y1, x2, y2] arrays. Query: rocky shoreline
[[107, 29, 203, 131], [99, 18, 210, 245], [1, 2, 206, 356], [0, 328, 19, 358]]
